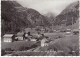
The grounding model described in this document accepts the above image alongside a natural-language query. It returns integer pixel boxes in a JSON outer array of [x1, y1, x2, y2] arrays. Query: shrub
[[73, 31, 79, 35], [1, 49, 6, 56], [4, 48, 13, 54], [54, 34, 65, 39]]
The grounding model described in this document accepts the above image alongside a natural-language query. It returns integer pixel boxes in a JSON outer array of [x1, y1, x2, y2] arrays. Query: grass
[[35, 33, 79, 56], [1, 32, 79, 56], [48, 35, 79, 56], [1, 41, 36, 51], [11, 51, 47, 56]]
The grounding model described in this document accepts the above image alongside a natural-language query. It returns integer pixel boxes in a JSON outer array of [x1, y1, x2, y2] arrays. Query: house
[[24, 28, 32, 33], [30, 38, 37, 41], [41, 38, 49, 47], [3, 34, 14, 42], [66, 29, 71, 33], [27, 35, 37, 41], [16, 32, 24, 40]]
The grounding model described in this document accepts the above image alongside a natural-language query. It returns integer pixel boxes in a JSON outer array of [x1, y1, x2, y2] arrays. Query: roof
[[3, 34, 14, 38], [24, 28, 32, 33], [17, 32, 24, 36]]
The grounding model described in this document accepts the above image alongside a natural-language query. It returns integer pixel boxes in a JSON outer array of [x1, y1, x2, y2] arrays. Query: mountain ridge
[[54, 1, 79, 27], [1, 1, 50, 36]]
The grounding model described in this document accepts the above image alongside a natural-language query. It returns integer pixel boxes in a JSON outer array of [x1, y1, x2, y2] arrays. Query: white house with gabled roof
[[3, 34, 14, 42]]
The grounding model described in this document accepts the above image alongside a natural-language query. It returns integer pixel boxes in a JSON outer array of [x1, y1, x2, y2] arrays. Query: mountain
[[67, 18, 79, 29], [1, 1, 50, 36], [54, 1, 79, 27], [44, 12, 55, 25], [1, 1, 31, 36], [25, 9, 50, 26]]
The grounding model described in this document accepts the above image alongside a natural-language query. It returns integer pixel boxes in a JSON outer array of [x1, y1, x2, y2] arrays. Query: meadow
[[1, 41, 37, 51], [1, 32, 79, 56]]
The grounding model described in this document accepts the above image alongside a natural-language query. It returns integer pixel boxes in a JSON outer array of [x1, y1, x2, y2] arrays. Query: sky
[[16, 0, 78, 16]]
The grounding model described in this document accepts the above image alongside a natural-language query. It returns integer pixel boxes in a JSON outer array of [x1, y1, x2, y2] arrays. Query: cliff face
[[1, 1, 50, 35]]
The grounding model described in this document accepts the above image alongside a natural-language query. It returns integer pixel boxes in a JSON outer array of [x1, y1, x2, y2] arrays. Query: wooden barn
[[3, 34, 14, 42]]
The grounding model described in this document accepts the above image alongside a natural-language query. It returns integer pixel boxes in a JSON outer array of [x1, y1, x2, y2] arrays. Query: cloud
[[16, 0, 78, 15]]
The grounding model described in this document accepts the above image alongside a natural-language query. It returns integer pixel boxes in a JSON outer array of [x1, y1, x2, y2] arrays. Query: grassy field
[[1, 41, 36, 51], [48, 34, 79, 56], [1, 32, 79, 56], [34, 33, 79, 56]]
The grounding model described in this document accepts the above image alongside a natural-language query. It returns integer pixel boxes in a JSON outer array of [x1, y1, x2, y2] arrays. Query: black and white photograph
[[1, 0, 79, 56]]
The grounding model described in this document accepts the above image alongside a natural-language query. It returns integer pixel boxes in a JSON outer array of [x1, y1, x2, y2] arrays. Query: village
[[1, 26, 79, 56], [2, 26, 79, 46], [2, 27, 52, 47], [1, 0, 79, 56]]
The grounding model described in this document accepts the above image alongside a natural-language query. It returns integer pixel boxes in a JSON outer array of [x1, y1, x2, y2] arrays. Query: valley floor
[[1, 32, 79, 56]]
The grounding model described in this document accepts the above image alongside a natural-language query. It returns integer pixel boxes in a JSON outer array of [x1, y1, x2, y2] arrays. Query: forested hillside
[[54, 1, 79, 26], [1, 1, 50, 36]]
